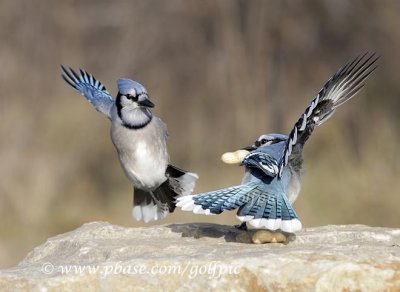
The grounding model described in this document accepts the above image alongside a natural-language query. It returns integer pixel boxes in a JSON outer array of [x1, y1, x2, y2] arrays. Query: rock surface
[[0, 222, 399, 291]]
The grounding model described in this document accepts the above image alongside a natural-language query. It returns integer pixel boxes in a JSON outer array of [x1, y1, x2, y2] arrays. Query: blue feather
[[117, 79, 148, 96], [193, 182, 299, 221], [61, 65, 114, 118]]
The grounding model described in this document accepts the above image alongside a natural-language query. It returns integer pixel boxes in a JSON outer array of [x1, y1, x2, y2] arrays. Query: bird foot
[[234, 222, 248, 231], [252, 230, 288, 244]]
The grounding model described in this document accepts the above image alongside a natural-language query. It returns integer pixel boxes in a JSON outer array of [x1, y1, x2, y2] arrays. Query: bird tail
[[166, 164, 199, 197], [132, 165, 198, 223], [176, 182, 302, 233], [278, 53, 378, 176], [132, 183, 175, 223]]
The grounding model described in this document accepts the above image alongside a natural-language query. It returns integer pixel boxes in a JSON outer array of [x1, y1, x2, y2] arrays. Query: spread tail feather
[[132, 165, 198, 223], [132, 183, 176, 223], [176, 182, 302, 233], [166, 164, 198, 197], [132, 180, 178, 223]]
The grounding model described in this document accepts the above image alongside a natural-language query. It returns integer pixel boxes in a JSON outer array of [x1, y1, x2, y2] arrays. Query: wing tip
[[60, 65, 108, 92]]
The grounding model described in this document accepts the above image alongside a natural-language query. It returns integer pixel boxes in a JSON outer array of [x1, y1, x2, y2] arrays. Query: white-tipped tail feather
[[176, 195, 216, 215], [237, 215, 254, 222], [193, 205, 206, 214], [169, 172, 199, 197], [176, 195, 195, 211], [178, 193, 301, 232], [132, 202, 168, 223], [237, 215, 302, 233]]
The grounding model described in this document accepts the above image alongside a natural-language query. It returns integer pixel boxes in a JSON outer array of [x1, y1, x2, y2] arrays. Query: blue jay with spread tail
[[177, 53, 378, 233], [61, 66, 198, 222]]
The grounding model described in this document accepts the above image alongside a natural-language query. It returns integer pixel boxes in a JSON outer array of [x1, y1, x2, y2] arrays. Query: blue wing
[[61, 65, 114, 118], [177, 181, 302, 232], [243, 151, 279, 177], [192, 182, 260, 213], [278, 53, 378, 177]]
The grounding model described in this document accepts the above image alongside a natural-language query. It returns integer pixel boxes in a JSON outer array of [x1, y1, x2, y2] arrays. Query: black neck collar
[[116, 92, 152, 130]]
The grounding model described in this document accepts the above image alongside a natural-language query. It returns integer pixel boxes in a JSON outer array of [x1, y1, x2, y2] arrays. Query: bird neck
[[118, 106, 153, 130]]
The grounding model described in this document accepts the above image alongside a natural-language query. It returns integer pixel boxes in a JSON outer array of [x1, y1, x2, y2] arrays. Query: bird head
[[117, 79, 154, 109], [253, 133, 288, 148], [116, 79, 155, 129], [239, 133, 288, 152], [221, 133, 289, 165]]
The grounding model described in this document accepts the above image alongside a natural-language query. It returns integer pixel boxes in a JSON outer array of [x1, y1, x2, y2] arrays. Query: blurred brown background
[[0, 0, 399, 268]]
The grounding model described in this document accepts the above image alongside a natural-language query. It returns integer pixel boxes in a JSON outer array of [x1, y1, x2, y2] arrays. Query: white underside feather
[[236, 215, 302, 233], [132, 202, 168, 223]]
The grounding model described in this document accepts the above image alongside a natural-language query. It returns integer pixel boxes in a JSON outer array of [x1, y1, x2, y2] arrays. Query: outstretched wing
[[278, 53, 378, 176], [176, 182, 302, 233], [243, 151, 279, 177], [61, 65, 114, 118]]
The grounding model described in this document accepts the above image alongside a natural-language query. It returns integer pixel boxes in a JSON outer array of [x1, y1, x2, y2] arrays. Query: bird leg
[[235, 222, 248, 231]]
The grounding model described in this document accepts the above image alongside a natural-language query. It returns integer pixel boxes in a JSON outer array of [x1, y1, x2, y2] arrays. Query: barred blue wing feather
[[176, 182, 302, 233], [278, 53, 378, 176], [193, 182, 260, 214], [243, 152, 279, 177], [61, 65, 114, 118], [236, 185, 299, 220]]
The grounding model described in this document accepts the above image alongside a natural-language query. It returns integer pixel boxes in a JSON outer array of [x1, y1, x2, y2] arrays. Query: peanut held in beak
[[221, 149, 250, 164]]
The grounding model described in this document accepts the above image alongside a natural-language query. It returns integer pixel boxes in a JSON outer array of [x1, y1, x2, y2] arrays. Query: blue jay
[[177, 53, 378, 233], [61, 66, 198, 222]]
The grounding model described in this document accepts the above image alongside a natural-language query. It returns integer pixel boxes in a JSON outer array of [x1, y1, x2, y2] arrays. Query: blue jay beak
[[242, 146, 257, 151], [138, 98, 155, 108]]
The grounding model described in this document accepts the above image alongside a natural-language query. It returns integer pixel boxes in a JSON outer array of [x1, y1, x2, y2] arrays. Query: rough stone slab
[[0, 222, 399, 291]]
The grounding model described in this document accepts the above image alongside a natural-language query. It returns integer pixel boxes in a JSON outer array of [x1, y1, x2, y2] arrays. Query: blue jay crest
[[118, 79, 148, 96]]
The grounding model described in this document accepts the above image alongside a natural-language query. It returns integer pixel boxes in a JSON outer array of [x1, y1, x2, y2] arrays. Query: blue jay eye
[[261, 139, 267, 144], [127, 94, 138, 101]]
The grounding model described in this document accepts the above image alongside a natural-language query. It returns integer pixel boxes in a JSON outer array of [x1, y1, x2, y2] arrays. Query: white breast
[[128, 141, 167, 188], [110, 117, 169, 190]]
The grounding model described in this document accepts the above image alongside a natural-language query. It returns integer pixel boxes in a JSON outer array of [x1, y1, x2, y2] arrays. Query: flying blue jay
[[61, 66, 198, 222], [177, 53, 378, 233]]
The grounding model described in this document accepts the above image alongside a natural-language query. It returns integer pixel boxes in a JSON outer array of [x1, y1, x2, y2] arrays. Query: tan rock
[[0, 222, 399, 291]]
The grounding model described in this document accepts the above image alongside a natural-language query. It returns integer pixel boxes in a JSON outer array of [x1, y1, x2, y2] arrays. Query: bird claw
[[235, 222, 248, 231], [252, 230, 288, 244]]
